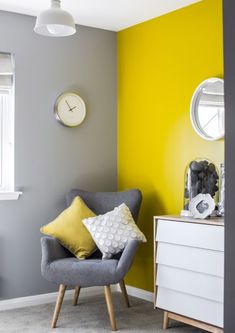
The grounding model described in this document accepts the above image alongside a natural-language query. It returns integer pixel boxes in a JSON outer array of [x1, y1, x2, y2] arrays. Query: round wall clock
[[54, 91, 86, 127]]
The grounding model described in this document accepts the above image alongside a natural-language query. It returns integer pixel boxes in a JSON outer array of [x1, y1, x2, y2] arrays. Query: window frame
[[0, 54, 21, 200]]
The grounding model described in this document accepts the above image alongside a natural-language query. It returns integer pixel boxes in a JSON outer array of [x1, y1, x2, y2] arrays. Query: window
[[0, 53, 21, 200]]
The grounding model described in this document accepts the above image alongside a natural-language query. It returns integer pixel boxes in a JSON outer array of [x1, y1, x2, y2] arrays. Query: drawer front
[[156, 264, 224, 302], [156, 287, 223, 328], [156, 242, 224, 277], [157, 220, 224, 251]]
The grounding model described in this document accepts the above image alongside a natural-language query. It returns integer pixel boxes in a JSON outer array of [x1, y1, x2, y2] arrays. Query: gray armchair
[[41, 189, 142, 331]]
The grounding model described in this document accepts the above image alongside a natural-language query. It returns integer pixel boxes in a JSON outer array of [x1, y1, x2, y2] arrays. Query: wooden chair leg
[[104, 285, 117, 331], [119, 279, 130, 307], [73, 286, 81, 306], [51, 284, 67, 329], [163, 311, 169, 330]]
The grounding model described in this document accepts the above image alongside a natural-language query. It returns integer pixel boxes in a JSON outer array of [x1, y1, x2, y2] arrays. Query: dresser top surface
[[154, 215, 224, 226]]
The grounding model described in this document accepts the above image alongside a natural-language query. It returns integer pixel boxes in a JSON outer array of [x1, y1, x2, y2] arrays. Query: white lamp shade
[[34, 7, 76, 37]]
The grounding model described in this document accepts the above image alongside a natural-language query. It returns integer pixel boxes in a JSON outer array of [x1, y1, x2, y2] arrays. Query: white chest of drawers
[[154, 215, 224, 333]]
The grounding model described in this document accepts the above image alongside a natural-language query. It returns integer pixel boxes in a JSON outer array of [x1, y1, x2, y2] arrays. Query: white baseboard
[[116, 284, 154, 303], [0, 284, 152, 312], [0, 286, 103, 312]]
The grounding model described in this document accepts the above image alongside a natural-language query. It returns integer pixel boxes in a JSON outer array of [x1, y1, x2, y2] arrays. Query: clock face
[[55, 92, 86, 127]]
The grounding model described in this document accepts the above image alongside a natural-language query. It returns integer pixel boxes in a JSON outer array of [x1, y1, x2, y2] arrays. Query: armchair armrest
[[41, 236, 72, 264], [116, 239, 140, 280]]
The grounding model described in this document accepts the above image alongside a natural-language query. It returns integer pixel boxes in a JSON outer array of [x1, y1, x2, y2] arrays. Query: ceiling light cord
[[51, 0, 61, 9]]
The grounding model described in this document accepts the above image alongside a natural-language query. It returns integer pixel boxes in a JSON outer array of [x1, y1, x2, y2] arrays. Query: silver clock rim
[[54, 91, 86, 128]]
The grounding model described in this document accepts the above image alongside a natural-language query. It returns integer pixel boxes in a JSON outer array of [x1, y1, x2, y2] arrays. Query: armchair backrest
[[66, 189, 142, 222]]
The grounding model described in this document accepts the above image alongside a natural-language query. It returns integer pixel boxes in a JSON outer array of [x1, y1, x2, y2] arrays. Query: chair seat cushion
[[43, 257, 120, 287], [40, 196, 97, 260]]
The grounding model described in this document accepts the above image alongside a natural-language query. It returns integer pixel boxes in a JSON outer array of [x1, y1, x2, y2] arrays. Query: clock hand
[[65, 100, 72, 111], [70, 106, 77, 111]]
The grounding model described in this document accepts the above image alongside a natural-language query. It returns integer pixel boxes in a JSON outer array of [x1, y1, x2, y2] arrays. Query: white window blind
[[0, 53, 14, 88]]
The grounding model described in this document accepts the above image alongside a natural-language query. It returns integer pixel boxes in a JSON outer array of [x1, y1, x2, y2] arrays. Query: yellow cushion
[[40, 196, 97, 259]]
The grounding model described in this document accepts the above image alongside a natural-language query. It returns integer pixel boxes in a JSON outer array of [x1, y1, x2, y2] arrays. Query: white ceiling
[[0, 0, 201, 32]]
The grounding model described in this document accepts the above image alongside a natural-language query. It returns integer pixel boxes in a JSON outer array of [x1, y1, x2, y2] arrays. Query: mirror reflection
[[190, 78, 224, 141]]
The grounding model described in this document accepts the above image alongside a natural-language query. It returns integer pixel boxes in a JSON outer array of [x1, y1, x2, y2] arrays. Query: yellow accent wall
[[117, 0, 224, 291]]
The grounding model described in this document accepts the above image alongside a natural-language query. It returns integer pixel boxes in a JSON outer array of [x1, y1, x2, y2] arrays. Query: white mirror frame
[[190, 77, 224, 141]]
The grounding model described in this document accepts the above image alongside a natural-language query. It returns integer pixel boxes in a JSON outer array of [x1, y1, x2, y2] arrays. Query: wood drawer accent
[[156, 242, 224, 277], [156, 287, 223, 328], [156, 264, 224, 302], [166, 312, 223, 333], [157, 220, 224, 251]]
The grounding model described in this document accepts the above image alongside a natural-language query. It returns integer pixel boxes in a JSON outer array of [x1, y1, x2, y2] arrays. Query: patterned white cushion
[[82, 203, 146, 259]]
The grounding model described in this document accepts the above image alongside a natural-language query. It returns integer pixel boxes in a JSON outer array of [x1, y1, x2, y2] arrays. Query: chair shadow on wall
[[68, 170, 117, 195], [54, 170, 118, 215], [137, 189, 167, 240], [126, 188, 166, 289]]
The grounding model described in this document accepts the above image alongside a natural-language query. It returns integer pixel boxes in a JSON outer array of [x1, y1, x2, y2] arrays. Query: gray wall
[[0, 11, 117, 300], [223, 1, 235, 331]]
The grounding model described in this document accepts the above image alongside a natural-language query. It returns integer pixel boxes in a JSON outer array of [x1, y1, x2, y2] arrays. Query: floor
[[0, 293, 207, 333]]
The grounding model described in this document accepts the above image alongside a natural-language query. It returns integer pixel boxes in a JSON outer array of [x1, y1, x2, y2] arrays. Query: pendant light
[[34, 0, 76, 37]]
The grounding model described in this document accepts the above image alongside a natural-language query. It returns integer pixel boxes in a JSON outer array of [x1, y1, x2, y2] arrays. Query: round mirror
[[190, 78, 224, 141]]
